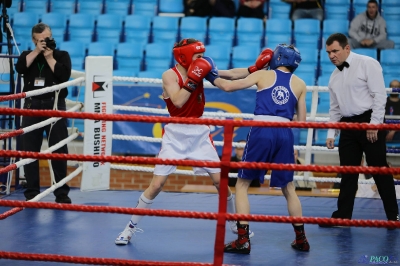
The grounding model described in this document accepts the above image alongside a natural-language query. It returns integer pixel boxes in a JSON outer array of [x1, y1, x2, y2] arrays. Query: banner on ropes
[[112, 85, 257, 156], [81, 56, 113, 191]]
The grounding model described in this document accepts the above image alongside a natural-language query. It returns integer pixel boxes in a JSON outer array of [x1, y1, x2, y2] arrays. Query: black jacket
[[15, 49, 71, 99]]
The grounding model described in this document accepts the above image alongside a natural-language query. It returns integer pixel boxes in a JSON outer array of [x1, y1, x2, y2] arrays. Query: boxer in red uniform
[[114, 39, 271, 245]]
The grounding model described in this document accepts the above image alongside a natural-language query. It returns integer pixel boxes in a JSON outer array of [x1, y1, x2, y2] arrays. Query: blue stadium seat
[[138, 70, 163, 79], [159, 0, 184, 13], [144, 43, 173, 72], [319, 54, 336, 76], [384, 74, 400, 88], [116, 42, 144, 74], [322, 20, 349, 42], [96, 14, 123, 44], [317, 74, 331, 86], [7, 0, 21, 16], [236, 17, 264, 48], [314, 129, 329, 145], [87, 42, 115, 56], [104, 0, 131, 16], [352, 48, 377, 59], [59, 41, 86, 71], [41, 13, 67, 42], [124, 15, 152, 45], [297, 48, 319, 83], [352, 0, 369, 18], [380, 49, 400, 76], [76, 0, 104, 17], [295, 71, 316, 86], [13, 13, 40, 41], [231, 45, 260, 68], [13, 40, 32, 53], [208, 17, 235, 46], [265, 19, 292, 48], [387, 21, 400, 48], [381, 3, 400, 20], [151, 16, 179, 45], [50, 0, 76, 16], [317, 92, 330, 114], [68, 14, 95, 44], [137, 70, 164, 85], [268, 1, 291, 20], [294, 19, 321, 49], [298, 128, 308, 145], [205, 44, 231, 70], [132, 2, 157, 16], [22, 0, 49, 16], [113, 69, 138, 85], [180, 17, 208, 43], [324, 0, 350, 20]]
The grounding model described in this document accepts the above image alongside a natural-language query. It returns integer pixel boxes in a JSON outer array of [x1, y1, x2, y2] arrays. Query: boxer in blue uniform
[[206, 44, 310, 254]]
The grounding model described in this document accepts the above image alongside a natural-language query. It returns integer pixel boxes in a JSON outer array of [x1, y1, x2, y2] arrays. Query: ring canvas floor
[[0, 189, 399, 266]]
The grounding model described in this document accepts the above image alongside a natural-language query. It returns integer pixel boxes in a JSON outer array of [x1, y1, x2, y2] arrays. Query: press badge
[[34, 77, 45, 86]]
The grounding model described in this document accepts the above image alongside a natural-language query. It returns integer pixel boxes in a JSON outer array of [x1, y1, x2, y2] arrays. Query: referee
[[324, 33, 399, 224]]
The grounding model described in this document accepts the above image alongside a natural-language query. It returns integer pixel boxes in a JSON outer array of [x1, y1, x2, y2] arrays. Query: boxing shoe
[[115, 220, 143, 245], [291, 225, 310, 252], [224, 222, 251, 254], [229, 220, 255, 238]]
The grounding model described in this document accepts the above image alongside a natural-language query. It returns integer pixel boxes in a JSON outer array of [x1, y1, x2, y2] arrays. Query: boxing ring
[[0, 56, 399, 265]]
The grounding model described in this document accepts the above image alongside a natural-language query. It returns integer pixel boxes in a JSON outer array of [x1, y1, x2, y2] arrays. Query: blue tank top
[[254, 70, 298, 120]]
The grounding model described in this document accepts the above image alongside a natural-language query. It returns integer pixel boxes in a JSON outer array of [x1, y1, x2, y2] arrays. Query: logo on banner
[[92, 75, 109, 98]]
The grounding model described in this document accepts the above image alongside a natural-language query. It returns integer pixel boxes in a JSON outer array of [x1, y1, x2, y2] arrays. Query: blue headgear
[[269, 44, 302, 72]]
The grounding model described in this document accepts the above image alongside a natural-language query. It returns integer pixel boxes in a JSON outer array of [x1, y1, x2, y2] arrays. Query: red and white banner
[[81, 56, 113, 191]]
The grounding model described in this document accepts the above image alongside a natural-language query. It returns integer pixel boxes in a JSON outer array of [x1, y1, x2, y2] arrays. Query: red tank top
[[164, 66, 205, 118]]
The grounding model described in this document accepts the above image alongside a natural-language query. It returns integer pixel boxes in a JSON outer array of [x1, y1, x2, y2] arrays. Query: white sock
[[126, 193, 153, 228], [227, 193, 235, 214]]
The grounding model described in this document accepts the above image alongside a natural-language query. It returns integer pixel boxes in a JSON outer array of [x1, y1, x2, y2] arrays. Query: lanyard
[[37, 62, 44, 77]]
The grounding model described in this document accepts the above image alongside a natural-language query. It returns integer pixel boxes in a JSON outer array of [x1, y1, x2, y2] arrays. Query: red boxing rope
[[0, 200, 398, 229], [0, 251, 236, 266], [0, 150, 399, 175], [1, 107, 400, 131]]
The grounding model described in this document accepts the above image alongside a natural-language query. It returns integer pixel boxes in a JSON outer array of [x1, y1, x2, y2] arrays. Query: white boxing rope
[[27, 166, 83, 202], [112, 134, 340, 152], [110, 164, 379, 184], [21, 77, 85, 99], [14, 133, 79, 169], [20, 103, 82, 135], [113, 105, 330, 121]]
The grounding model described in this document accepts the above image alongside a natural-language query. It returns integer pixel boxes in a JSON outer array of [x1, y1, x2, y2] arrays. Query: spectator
[[348, 0, 394, 49], [237, 0, 266, 20], [385, 79, 400, 143], [15, 23, 72, 203], [284, 0, 324, 21], [183, 0, 211, 17], [229, 140, 261, 187], [210, 0, 236, 17]]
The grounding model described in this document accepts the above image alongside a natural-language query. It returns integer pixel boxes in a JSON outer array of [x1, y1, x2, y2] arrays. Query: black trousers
[[333, 110, 399, 220], [21, 97, 70, 198]]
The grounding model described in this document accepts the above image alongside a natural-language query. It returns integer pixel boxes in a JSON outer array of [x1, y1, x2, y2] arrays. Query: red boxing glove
[[248, 48, 273, 73], [183, 58, 212, 93]]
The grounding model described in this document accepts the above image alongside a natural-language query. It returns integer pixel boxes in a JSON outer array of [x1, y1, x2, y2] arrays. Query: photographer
[[15, 23, 72, 203]]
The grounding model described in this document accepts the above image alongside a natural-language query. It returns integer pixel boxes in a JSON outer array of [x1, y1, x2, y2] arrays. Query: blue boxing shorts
[[238, 126, 294, 188]]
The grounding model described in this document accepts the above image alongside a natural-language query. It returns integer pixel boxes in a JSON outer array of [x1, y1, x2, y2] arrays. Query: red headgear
[[173, 39, 206, 69]]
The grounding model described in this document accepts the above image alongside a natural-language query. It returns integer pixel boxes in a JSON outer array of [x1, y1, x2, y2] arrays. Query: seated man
[[385, 80, 400, 143], [348, 0, 394, 49]]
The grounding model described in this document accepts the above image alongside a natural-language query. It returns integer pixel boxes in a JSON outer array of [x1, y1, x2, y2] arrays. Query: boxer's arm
[[218, 68, 250, 80], [162, 69, 191, 108], [214, 71, 262, 92]]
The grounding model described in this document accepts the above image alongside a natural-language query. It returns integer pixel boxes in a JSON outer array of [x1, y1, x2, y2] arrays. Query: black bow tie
[[337, 61, 349, 71]]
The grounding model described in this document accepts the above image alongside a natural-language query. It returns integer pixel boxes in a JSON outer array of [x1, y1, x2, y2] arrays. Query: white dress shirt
[[327, 52, 387, 139]]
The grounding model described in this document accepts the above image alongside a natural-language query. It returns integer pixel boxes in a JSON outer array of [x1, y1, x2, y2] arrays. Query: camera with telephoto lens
[[44, 37, 56, 50]]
